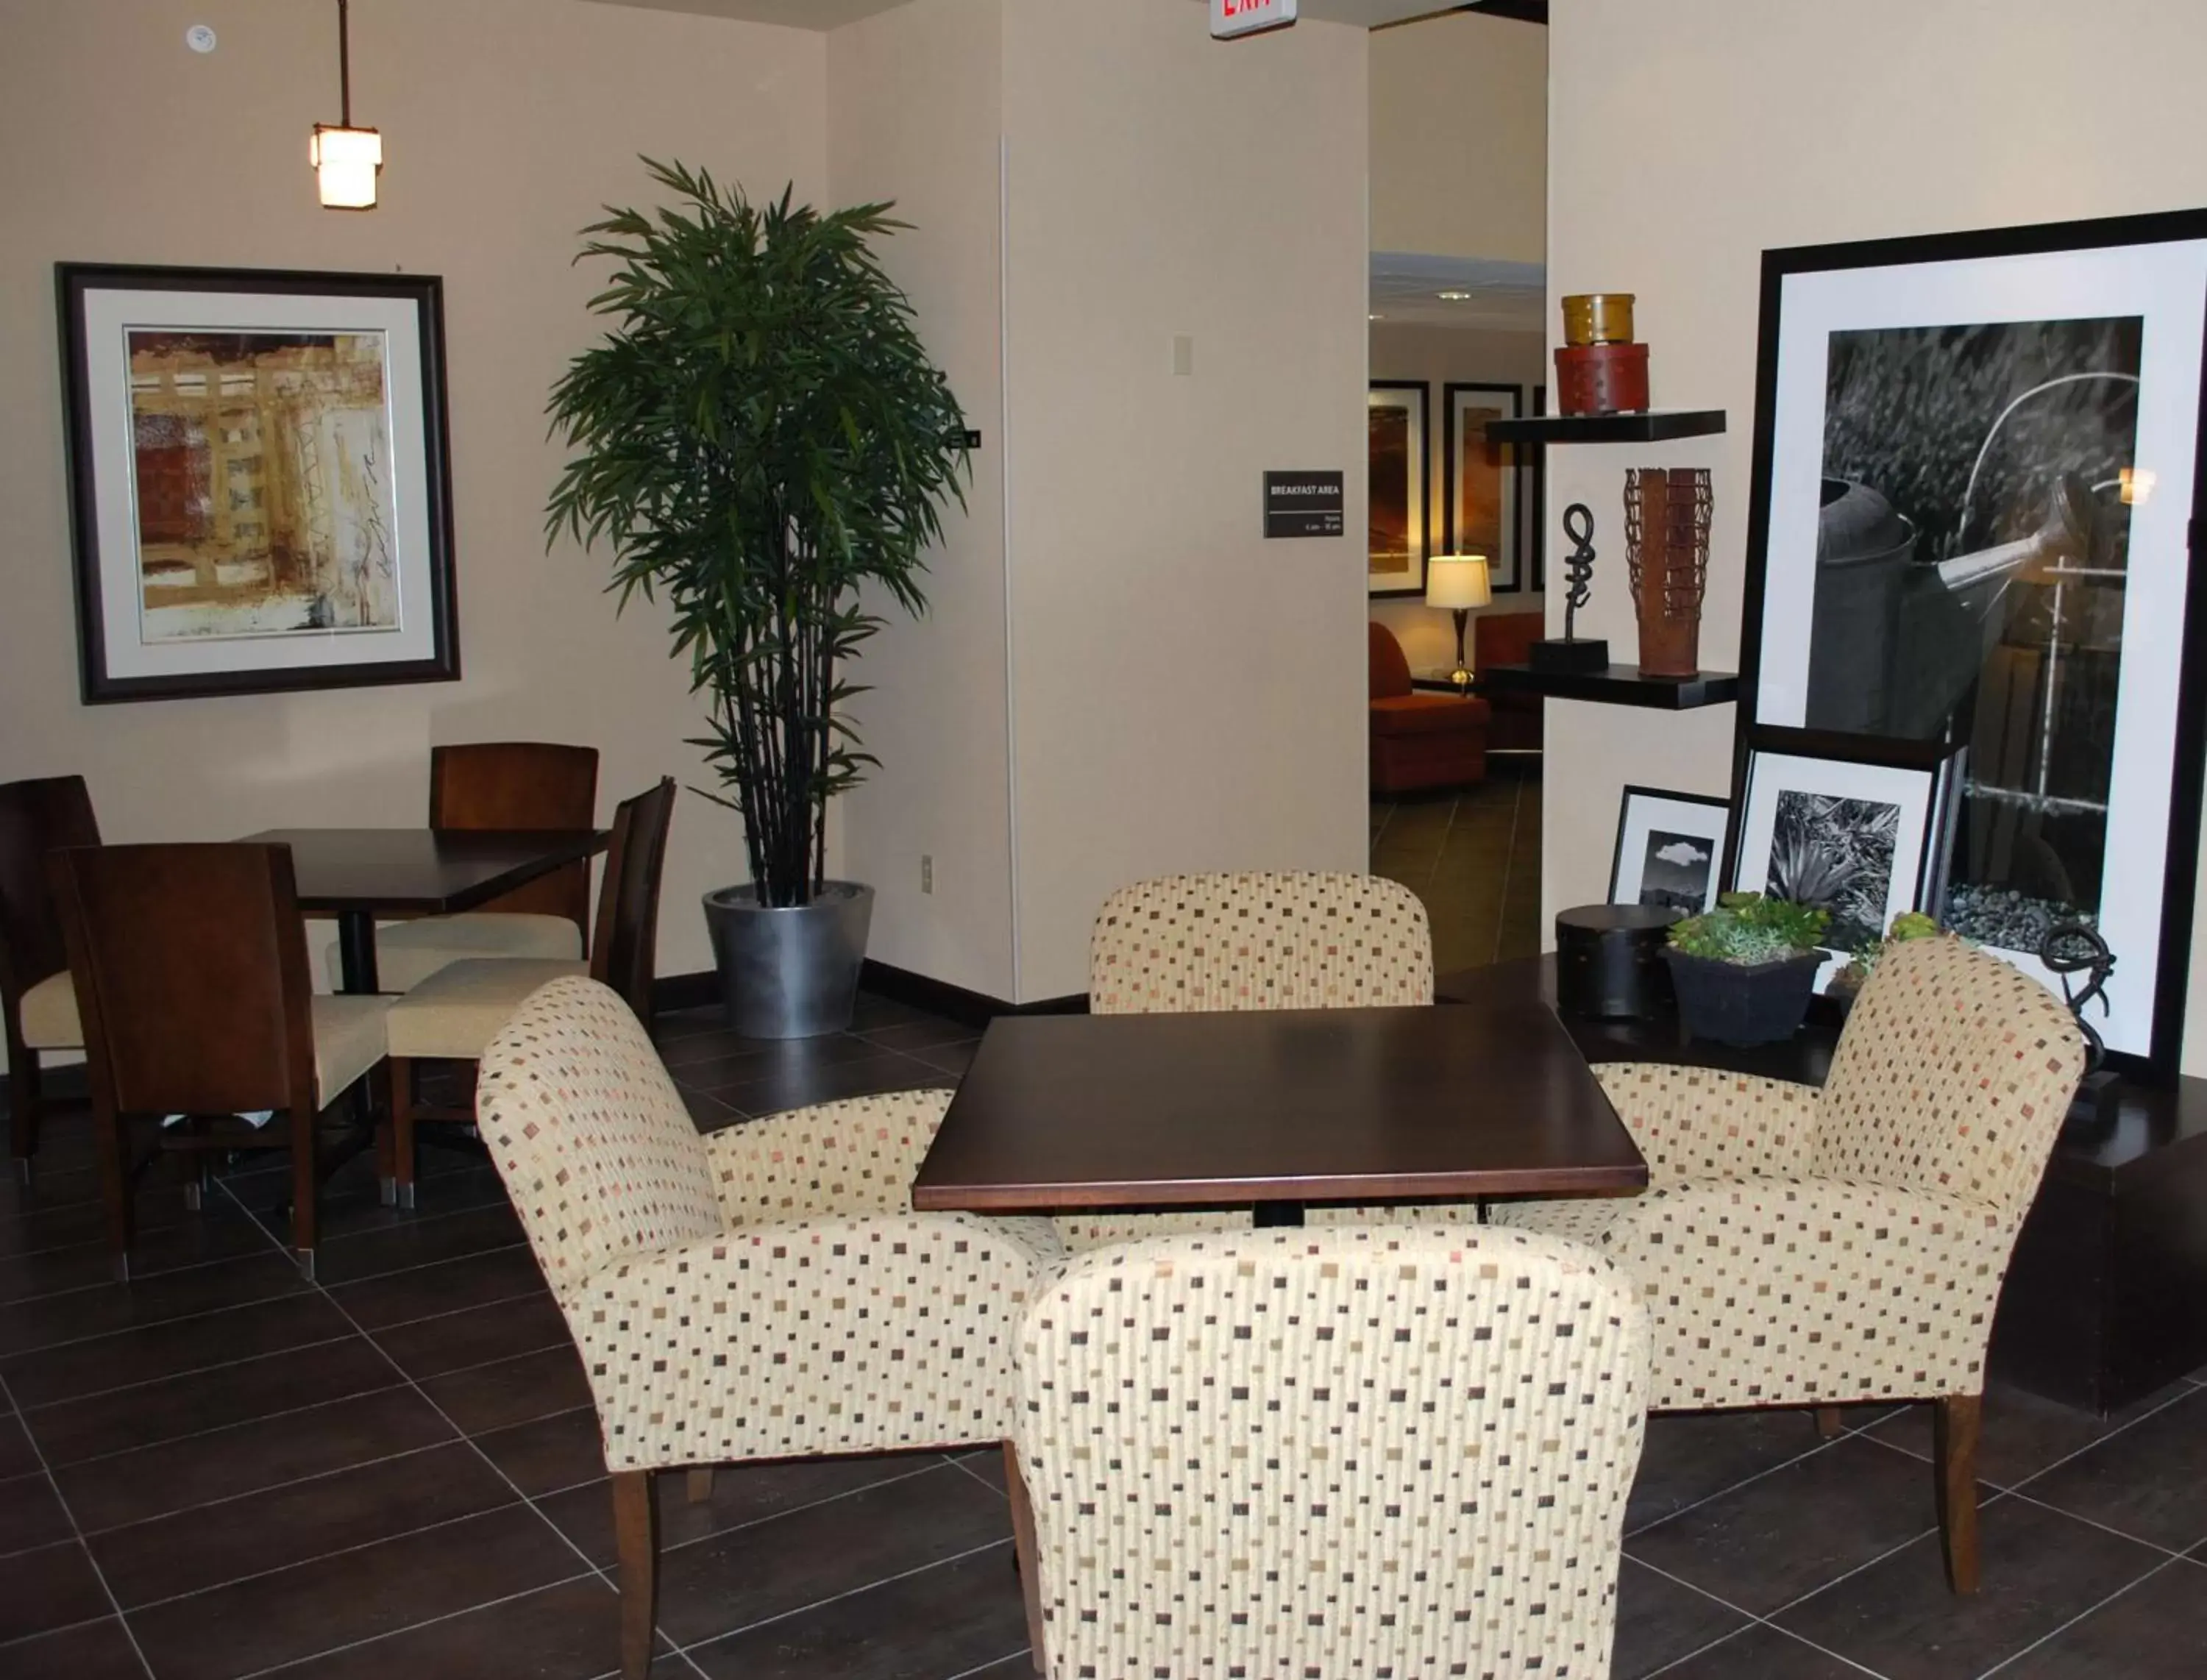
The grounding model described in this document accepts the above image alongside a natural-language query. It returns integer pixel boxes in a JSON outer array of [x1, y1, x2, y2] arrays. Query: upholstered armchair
[[1062, 870, 1437, 1249], [1493, 935, 2086, 1592], [475, 976, 1065, 1679], [1008, 1225, 1650, 1679], [1368, 620, 1490, 793]]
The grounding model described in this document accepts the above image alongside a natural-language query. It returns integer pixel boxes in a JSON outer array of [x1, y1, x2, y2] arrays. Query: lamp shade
[[1425, 554, 1493, 611], [311, 124, 383, 209]]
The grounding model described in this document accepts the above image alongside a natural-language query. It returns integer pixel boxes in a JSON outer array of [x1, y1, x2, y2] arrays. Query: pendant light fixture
[[310, 0, 381, 210]]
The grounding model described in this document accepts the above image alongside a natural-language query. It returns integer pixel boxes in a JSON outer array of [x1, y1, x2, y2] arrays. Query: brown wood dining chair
[[51, 843, 393, 1278], [0, 775, 100, 1175], [382, 777, 675, 1206], [325, 741, 600, 992]]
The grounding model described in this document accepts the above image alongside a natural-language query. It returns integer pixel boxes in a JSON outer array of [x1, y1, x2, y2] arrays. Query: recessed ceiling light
[[1436, 290, 1474, 302]]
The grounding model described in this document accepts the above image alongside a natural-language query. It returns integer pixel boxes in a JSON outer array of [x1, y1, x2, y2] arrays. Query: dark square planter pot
[[1661, 947, 1824, 1047]]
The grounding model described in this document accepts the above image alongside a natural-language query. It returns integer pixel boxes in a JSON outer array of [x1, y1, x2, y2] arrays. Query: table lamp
[[1425, 554, 1492, 688]]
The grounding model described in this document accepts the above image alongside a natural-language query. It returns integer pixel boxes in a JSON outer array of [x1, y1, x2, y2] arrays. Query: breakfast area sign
[[1212, 0, 1298, 39]]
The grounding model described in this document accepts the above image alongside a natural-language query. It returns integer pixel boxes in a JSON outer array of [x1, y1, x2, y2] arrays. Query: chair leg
[[1933, 1394, 1983, 1595], [92, 1096, 132, 1281], [1813, 1406, 1844, 1441], [1003, 1442, 1047, 1676], [611, 1469, 659, 1680], [374, 1066, 398, 1207], [390, 1056, 418, 1211], [291, 1105, 318, 1279], [8, 1039, 41, 1172], [686, 1467, 714, 1504]]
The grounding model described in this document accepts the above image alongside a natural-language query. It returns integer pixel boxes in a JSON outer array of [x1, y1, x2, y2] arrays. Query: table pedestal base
[[1254, 1201, 1304, 1228]]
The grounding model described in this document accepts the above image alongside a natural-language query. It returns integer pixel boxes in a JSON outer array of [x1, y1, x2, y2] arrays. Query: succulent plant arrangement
[[1832, 909, 1946, 994], [1666, 892, 1830, 966]]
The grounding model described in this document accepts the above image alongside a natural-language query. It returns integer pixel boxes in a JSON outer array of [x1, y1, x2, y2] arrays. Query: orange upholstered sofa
[[1368, 622, 1489, 794]]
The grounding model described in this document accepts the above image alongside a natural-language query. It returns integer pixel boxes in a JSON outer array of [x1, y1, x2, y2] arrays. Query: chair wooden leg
[[8, 1036, 41, 1171], [686, 1467, 714, 1504], [1003, 1442, 1047, 1676], [390, 1057, 418, 1210], [1813, 1406, 1844, 1441], [291, 1105, 317, 1279], [1933, 1394, 1983, 1595], [611, 1469, 659, 1680], [92, 1095, 132, 1281]]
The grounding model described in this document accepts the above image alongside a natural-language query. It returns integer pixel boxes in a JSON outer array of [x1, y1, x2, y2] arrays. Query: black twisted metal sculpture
[[1559, 502, 1597, 641], [2040, 921, 2116, 1074]]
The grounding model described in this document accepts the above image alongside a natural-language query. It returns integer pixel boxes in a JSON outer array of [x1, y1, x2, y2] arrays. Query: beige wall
[[1368, 322, 1546, 672], [1002, 0, 1371, 999], [0, 0, 825, 1047], [1544, 0, 2207, 1070], [828, 0, 1015, 998], [1369, 10, 1545, 263]]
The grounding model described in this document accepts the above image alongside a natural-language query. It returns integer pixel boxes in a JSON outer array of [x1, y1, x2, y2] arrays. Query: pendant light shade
[[313, 0, 380, 210]]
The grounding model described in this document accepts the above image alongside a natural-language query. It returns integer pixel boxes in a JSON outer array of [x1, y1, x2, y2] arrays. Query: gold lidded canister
[[1562, 293, 1636, 347]]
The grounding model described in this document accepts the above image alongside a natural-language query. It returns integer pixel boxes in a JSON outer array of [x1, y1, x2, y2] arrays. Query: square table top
[[911, 997, 1647, 1214], [237, 827, 608, 916]]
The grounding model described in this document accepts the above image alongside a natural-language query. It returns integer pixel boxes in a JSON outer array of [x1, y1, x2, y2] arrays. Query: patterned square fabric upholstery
[[1012, 1226, 1650, 1679], [475, 977, 1065, 1469], [1492, 934, 2086, 1409]]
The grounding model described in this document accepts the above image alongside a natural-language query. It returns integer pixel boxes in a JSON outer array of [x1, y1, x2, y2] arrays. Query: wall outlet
[[921, 854, 934, 894]]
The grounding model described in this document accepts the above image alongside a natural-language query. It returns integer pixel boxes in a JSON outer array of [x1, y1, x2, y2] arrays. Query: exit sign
[[1212, 0, 1297, 39]]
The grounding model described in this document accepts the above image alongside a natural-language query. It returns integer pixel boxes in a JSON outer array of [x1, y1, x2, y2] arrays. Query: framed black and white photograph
[[1732, 736, 1952, 983], [1443, 382, 1521, 591], [1609, 785, 1730, 916], [1735, 210, 2207, 1069], [58, 263, 458, 702], [1368, 380, 1429, 597]]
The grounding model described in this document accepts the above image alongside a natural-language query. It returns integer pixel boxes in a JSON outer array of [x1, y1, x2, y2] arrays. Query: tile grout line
[[941, 1449, 1009, 1499], [1491, 777, 1524, 966], [68, 1434, 462, 1544], [1970, 1552, 2196, 1679], [225, 1567, 608, 1680], [13, 1330, 364, 1415], [0, 1359, 160, 1678], [942, 1649, 1033, 1680], [32, 1377, 413, 1475], [674, 1534, 1013, 1661], [1623, 1425, 1849, 1542]]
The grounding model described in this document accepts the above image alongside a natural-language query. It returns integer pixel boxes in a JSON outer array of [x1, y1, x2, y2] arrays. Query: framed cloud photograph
[[1734, 209, 2207, 1070], [1609, 786, 1730, 916], [1442, 382, 1521, 591], [59, 263, 458, 702], [1368, 380, 1428, 597]]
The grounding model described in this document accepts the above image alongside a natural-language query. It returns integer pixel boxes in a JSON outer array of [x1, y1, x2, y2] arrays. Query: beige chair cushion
[[385, 958, 589, 1061], [323, 912, 583, 993], [18, 970, 82, 1051], [313, 994, 393, 1105]]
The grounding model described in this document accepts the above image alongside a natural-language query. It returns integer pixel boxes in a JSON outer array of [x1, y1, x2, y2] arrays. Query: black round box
[[1554, 903, 1681, 1020]]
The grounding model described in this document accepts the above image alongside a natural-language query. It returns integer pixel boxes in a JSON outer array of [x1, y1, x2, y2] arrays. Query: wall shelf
[[1485, 409, 1727, 445], [1477, 663, 1738, 710]]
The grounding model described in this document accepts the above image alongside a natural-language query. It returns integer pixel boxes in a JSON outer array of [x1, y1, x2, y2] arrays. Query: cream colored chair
[[1065, 869, 1437, 1249], [1492, 934, 2086, 1592], [1009, 1225, 1649, 1679], [476, 975, 1065, 1680]]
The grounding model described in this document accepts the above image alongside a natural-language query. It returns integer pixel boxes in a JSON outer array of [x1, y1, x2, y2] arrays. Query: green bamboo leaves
[[546, 160, 970, 906]]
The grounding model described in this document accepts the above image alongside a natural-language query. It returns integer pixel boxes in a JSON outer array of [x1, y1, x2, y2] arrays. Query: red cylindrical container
[[1554, 342, 1650, 416]]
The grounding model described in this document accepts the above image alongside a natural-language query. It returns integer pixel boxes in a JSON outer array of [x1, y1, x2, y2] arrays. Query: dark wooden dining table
[[237, 827, 608, 994], [911, 993, 1647, 1226]]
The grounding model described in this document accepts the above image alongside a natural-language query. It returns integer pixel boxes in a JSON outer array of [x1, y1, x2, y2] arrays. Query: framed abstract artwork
[[1608, 785, 1730, 916], [1442, 382, 1522, 591], [1368, 380, 1428, 597], [58, 263, 459, 702], [1733, 209, 2207, 1069]]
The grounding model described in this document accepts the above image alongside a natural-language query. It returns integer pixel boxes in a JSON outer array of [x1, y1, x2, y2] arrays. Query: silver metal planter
[[703, 881, 875, 1039]]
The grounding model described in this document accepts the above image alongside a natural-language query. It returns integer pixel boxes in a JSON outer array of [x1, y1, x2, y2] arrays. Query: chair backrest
[[476, 975, 720, 1298], [588, 778, 676, 1021], [1367, 619, 1412, 700], [429, 741, 600, 932], [1814, 934, 2086, 1215], [1090, 871, 1432, 1014], [0, 775, 99, 1020], [1014, 1227, 1648, 1680], [1473, 608, 1543, 674], [49, 843, 316, 1118]]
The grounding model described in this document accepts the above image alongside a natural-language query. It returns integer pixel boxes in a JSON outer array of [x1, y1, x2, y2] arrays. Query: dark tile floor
[[4, 989, 2206, 1679], [1371, 763, 1541, 975]]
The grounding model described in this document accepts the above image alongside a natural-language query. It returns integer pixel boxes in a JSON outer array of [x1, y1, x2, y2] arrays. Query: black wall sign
[[1264, 471, 1344, 538]]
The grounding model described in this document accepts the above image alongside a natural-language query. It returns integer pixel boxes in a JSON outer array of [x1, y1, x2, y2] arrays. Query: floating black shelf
[[1485, 409, 1727, 445], [1477, 663, 1739, 710]]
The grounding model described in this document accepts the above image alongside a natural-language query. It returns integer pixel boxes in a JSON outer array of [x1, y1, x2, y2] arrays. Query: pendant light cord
[[338, 0, 352, 128]]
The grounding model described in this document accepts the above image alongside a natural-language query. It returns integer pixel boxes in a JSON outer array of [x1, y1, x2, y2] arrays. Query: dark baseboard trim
[[649, 963, 1087, 1030]]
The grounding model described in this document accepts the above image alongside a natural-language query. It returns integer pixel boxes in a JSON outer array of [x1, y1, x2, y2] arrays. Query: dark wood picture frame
[[1732, 209, 2207, 1080], [1368, 379, 1430, 599], [1607, 783, 1730, 912], [1441, 381, 1523, 591], [57, 262, 460, 704]]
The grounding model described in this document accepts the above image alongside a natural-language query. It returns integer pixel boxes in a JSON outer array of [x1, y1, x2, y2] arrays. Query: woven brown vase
[[1624, 467, 1711, 678]]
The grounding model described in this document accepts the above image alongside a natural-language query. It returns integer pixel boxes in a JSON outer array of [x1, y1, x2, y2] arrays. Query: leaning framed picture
[[1609, 786, 1730, 916], [58, 263, 459, 703], [1730, 732, 1955, 986], [1368, 380, 1429, 597], [1735, 208, 2207, 1071], [1442, 382, 1521, 591]]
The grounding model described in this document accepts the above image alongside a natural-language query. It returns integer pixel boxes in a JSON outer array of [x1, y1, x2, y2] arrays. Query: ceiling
[[580, 1, 1528, 33], [1368, 252, 1543, 332]]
